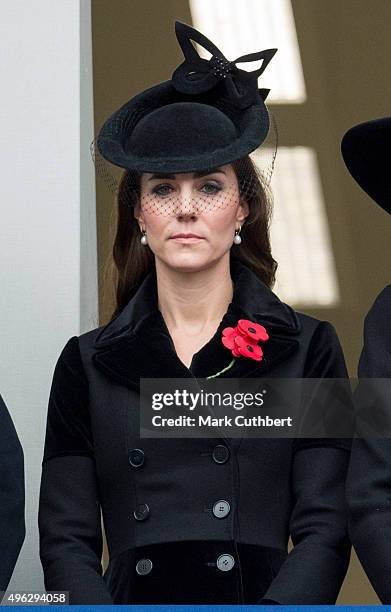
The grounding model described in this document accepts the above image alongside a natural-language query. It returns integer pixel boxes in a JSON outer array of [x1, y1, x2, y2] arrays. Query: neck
[[155, 256, 234, 334]]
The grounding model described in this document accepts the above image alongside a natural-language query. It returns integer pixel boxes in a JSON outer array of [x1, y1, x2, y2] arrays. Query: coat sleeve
[[259, 321, 352, 604], [0, 395, 25, 591], [38, 336, 114, 604], [346, 285, 391, 604]]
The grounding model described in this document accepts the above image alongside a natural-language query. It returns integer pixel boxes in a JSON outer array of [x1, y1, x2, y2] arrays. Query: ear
[[133, 201, 143, 222], [237, 198, 250, 222]]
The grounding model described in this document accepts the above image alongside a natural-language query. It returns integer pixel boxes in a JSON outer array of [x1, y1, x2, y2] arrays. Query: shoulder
[[0, 394, 22, 455], [53, 335, 84, 376], [293, 309, 342, 350], [265, 280, 347, 375], [266, 286, 346, 372], [293, 312, 346, 377], [51, 323, 110, 391], [296, 310, 336, 335], [359, 285, 391, 377], [0, 393, 11, 426], [363, 284, 391, 330], [55, 324, 106, 365], [49, 336, 89, 402]]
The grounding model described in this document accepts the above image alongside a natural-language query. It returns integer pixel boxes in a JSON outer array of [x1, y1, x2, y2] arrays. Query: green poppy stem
[[206, 358, 236, 379]]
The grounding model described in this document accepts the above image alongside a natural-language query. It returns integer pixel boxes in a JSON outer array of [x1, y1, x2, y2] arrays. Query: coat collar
[[93, 258, 301, 391]]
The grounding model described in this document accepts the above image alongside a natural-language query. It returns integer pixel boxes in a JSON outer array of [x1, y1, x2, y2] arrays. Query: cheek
[[142, 212, 169, 237], [207, 208, 238, 232]]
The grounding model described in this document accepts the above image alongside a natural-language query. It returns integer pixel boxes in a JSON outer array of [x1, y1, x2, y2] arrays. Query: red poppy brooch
[[207, 319, 269, 379]]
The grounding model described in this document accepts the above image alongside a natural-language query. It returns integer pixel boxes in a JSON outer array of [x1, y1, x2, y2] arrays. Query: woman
[[342, 117, 391, 603], [0, 393, 25, 592], [38, 21, 351, 605]]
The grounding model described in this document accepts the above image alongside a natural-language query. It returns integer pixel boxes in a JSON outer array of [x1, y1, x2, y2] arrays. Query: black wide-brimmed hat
[[96, 20, 277, 174], [341, 116, 391, 214]]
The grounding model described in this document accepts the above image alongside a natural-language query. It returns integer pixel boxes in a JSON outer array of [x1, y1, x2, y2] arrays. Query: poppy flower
[[237, 319, 269, 342], [221, 319, 269, 362], [234, 335, 263, 361], [207, 319, 269, 378], [221, 326, 237, 350]]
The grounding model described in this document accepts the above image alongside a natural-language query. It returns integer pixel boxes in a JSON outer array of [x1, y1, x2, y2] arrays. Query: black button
[[134, 503, 150, 521], [136, 558, 153, 575], [213, 499, 231, 518], [217, 553, 235, 571], [129, 448, 145, 467], [212, 444, 230, 464]]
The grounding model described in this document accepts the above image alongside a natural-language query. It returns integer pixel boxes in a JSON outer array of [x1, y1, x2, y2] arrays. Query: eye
[[200, 181, 222, 195], [152, 183, 175, 197]]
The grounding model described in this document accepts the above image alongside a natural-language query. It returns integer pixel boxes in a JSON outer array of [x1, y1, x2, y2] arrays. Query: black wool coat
[[38, 257, 351, 605], [346, 285, 391, 603], [0, 394, 25, 591]]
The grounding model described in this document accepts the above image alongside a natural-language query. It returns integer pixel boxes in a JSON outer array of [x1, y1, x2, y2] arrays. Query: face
[[134, 164, 249, 272]]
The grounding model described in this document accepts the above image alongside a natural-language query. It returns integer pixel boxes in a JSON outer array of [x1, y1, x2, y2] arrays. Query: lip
[[170, 233, 204, 240]]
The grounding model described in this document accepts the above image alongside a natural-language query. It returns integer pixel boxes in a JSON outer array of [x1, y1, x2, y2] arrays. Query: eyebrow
[[147, 169, 226, 181]]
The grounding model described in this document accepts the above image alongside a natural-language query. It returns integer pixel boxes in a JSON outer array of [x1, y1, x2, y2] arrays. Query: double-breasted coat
[[38, 257, 351, 605], [346, 285, 391, 603], [0, 394, 25, 591]]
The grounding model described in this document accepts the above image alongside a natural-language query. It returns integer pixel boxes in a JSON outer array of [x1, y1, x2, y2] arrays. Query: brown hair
[[103, 156, 277, 321]]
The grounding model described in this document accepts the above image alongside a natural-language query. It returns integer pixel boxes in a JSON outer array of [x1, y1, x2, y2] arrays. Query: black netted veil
[[90, 111, 278, 216]]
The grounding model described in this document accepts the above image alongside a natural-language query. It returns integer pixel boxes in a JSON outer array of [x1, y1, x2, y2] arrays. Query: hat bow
[[172, 20, 277, 109]]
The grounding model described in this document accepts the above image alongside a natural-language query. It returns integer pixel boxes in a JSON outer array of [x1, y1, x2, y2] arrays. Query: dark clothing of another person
[[0, 394, 25, 591], [347, 285, 391, 603]]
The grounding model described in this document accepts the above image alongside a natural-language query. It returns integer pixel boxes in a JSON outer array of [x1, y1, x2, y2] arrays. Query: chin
[[161, 253, 224, 274]]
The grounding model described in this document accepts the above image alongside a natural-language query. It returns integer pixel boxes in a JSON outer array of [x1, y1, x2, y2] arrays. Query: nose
[[174, 185, 200, 218]]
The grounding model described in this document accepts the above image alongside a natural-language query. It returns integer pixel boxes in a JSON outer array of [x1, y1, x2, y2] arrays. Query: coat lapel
[[92, 257, 301, 391]]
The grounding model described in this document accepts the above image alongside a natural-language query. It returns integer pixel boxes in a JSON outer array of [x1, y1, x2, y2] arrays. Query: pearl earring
[[233, 226, 242, 245], [140, 230, 148, 245]]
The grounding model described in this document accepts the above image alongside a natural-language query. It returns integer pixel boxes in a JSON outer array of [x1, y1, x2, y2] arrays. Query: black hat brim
[[341, 117, 391, 214]]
